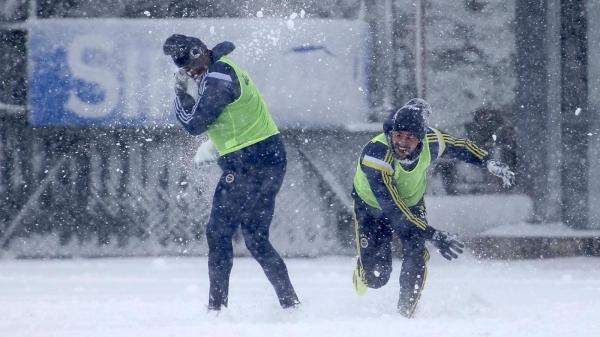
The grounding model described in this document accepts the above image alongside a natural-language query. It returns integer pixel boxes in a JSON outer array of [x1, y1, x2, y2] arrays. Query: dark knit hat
[[163, 34, 207, 67], [392, 108, 426, 140], [404, 98, 432, 117], [383, 98, 430, 140]]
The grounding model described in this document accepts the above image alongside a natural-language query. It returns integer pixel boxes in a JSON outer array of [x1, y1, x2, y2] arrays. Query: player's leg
[[205, 170, 242, 310], [396, 205, 430, 317], [240, 142, 299, 308], [397, 234, 429, 317], [353, 200, 394, 292]]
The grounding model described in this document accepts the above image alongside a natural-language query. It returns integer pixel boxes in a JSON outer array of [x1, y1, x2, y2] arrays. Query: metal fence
[[1, 114, 517, 258], [1, 116, 378, 258]]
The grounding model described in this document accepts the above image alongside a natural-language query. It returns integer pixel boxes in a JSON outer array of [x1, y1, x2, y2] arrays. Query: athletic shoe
[[353, 266, 368, 296]]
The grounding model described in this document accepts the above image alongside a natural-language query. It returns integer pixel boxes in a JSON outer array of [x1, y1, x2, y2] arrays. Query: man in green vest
[[163, 34, 299, 312], [352, 98, 515, 317]]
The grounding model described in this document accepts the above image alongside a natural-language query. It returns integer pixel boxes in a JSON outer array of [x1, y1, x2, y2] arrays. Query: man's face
[[391, 130, 420, 159], [181, 50, 211, 80]]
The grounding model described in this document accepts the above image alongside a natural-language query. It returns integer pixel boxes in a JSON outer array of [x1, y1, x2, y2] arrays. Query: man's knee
[[243, 233, 271, 256], [364, 264, 392, 289], [206, 222, 234, 251]]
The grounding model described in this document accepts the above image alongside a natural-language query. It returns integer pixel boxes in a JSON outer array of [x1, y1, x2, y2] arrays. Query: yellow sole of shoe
[[353, 268, 367, 296]]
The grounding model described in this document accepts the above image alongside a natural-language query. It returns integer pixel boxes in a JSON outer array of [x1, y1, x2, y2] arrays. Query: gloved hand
[[194, 139, 219, 169], [430, 230, 464, 261], [487, 159, 515, 188], [174, 68, 189, 95]]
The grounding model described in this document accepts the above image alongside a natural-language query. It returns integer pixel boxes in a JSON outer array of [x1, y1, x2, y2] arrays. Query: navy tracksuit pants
[[353, 197, 430, 316], [206, 134, 298, 309]]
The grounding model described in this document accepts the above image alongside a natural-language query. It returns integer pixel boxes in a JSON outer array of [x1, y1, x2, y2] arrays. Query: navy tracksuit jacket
[[173, 42, 298, 309]]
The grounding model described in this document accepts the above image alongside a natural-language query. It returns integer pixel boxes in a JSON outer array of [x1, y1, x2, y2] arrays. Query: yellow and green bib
[[206, 56, 279, 156], [353, 133, 431, 208]]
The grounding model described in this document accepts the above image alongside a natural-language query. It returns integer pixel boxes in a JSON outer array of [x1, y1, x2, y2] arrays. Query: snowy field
[[1, 253, 599, 337]]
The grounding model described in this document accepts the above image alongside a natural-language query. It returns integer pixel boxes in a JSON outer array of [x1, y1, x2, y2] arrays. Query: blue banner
[[28, 19, 368, 128], [29, 19, 174, 126]]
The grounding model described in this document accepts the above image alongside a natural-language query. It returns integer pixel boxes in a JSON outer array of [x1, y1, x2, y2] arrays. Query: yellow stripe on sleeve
[[443, 134, 488, 159]]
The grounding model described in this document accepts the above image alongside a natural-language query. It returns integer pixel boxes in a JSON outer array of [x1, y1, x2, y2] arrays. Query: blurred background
[[0, 0, 598, 259]]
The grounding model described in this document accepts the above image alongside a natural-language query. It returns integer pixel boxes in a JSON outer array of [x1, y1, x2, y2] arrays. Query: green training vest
[[353, 133, 431, 208], [206, 56, 279, 156]]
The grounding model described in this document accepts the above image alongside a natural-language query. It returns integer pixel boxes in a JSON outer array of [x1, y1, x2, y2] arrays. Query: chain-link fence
[[0, 118, 376, 258]]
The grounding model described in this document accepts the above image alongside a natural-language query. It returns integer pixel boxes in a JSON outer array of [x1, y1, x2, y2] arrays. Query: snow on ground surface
[[482, 222, 600, 237], [1, 254, 599, 337]]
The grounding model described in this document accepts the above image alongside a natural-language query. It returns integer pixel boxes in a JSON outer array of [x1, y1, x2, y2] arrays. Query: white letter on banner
[[65, 35, 120, 118]]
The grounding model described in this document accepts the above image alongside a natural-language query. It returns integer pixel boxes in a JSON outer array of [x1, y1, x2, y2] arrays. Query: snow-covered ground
[[1, 254, 599, 337]]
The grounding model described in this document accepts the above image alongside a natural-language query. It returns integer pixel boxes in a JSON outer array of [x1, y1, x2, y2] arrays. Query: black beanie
[[163, 34, 207, 67], [392, 108, 426, 140], [383, 98, 430, 140]]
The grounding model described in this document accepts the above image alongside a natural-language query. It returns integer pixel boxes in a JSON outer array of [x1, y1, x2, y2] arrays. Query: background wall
[[8, 0, 588, 258]]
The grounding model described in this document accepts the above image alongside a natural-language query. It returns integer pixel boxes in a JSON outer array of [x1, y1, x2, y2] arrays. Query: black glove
[[430, 230, 464, 261]]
